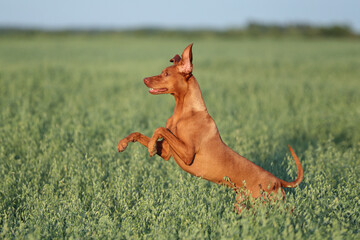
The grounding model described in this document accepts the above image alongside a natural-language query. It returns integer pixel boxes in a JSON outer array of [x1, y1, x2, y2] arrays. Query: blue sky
[[1, 0, 359, 31]]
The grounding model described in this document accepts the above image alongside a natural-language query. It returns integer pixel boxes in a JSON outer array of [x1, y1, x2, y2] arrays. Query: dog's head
[[144, 43, 193, 95]]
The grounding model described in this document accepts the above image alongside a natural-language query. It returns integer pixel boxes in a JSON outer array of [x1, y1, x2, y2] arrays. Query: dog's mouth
[[149, 88, 168, 94]]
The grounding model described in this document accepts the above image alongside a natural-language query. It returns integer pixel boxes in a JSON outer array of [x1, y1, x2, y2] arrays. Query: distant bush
[[244, 22, 355, 38]]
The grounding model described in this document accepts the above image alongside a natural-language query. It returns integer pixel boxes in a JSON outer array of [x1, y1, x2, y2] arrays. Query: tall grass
[[0, 35, 359, 238]]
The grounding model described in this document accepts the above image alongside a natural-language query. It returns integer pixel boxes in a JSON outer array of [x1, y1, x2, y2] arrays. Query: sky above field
[[1, 0, 360, 32]]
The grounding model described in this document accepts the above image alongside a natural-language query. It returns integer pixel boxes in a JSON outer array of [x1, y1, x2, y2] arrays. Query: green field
[[1, 34, 359, 239]]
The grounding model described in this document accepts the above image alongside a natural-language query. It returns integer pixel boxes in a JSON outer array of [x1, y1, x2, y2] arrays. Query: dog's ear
[[170, 54, 181, 64], [177, 43, 193, 74]]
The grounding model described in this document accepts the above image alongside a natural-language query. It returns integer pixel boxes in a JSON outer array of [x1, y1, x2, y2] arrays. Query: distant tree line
[[0, 22, 358, 38], [239, 22, 356, 38]]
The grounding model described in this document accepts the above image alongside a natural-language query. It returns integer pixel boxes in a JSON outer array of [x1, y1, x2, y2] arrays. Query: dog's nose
[[144, 78, 150, 85]]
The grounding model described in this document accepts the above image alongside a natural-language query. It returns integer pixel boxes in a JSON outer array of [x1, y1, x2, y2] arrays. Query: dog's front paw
[[117, 140, 128, 152], [148, 141, 157, 157]]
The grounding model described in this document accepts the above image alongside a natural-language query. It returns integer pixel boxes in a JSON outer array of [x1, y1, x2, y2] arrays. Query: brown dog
[[118, 44, 303, 208]]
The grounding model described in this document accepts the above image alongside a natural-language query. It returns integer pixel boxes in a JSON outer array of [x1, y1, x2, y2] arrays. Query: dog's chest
[[166, 116, 188, 138], [166, 119, 178, 137], [170, 120, 203, 146]]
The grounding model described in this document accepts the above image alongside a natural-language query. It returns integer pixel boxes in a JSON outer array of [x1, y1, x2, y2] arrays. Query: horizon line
[[0, 21, 357, 32]]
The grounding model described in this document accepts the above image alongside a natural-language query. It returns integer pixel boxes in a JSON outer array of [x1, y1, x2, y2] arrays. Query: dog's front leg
[[155, 139, 171, 161], [148, 127, 195, 165], [118, 132, 149, 152], [118, 132, 170, 160]]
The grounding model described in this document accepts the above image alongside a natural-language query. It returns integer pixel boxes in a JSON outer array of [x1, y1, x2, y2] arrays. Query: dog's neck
[[172, 75, 207, 117]]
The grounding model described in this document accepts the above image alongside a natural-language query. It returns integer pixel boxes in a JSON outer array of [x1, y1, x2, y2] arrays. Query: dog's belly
[[170, 144, 235, 184], [171, 142, 280, 193]]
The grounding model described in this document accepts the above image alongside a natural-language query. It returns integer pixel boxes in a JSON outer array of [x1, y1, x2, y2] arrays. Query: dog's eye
[[164, 72, 169, 77]]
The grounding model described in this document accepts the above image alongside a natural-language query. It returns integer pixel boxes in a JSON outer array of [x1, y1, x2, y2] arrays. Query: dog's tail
[[279, 145, 303, 188]]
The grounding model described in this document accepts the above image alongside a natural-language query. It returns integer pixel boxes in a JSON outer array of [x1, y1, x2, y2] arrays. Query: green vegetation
[[0, 33, 359, 239]]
